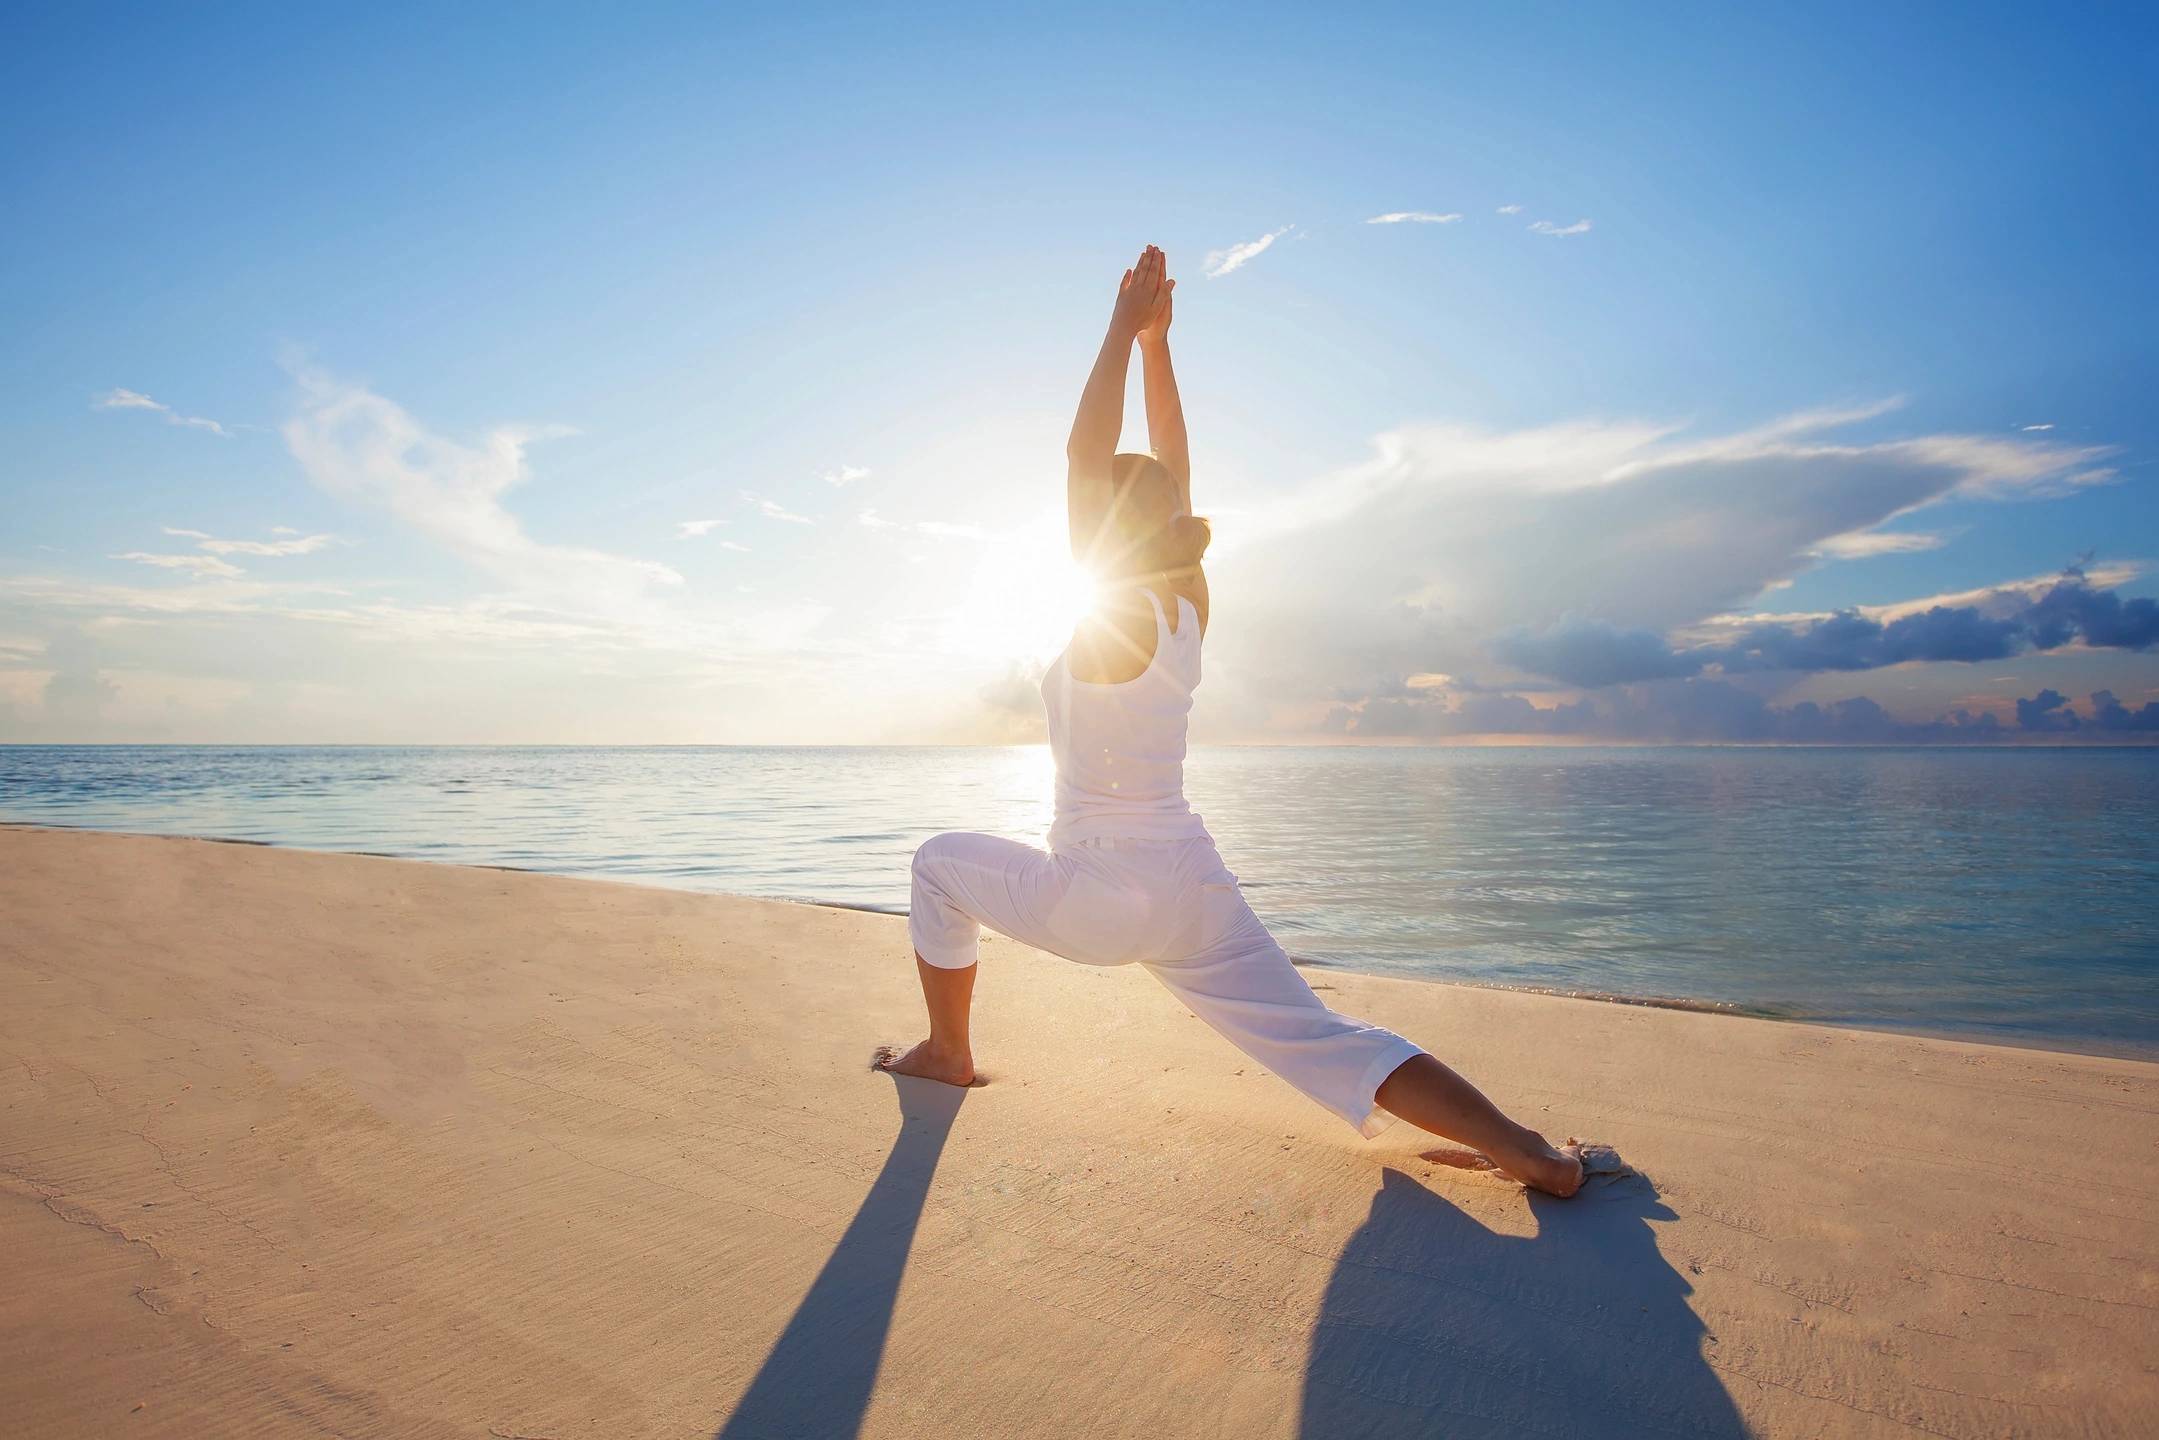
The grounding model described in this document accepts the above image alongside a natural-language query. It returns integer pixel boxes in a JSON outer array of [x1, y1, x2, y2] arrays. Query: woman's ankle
[[927, 1034, 971, 1062]]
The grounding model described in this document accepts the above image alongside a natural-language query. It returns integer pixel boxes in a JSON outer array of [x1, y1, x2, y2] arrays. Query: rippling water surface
[[4, 744, 2154, 1055]]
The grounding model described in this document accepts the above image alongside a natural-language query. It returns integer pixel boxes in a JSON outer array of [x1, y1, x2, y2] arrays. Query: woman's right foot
[[873, 1039, 976, 1087]]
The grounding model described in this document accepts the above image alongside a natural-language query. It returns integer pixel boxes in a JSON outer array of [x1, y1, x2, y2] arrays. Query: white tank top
[[1042, 587, 1209, 849]]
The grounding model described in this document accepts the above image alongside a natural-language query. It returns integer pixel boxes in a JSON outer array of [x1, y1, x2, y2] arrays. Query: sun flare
[[954, 512, 1099, 665]]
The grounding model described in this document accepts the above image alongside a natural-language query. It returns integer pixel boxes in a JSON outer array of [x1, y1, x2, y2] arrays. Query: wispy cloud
[[742, 492, 813, 524], [1528, 218, 1593, 237], [2021, 422, 2054, 432], [1496, 204, 1523, 216], [1366, 211, 1462, 226], [820, 464, 871, 486], [1203, 227, 1291, 278], [95, 387, 231, 437], [676, 519, 727, 538], [1811, 530, 1946, 560], [718, 540, 751, 552], [860, 509, 987, 541], [284, 368, 685, 611], [914, 520, 989, 540], [109, 526, 336, 580], [161, 525, 334, 557], [111, 550, 246, 579]]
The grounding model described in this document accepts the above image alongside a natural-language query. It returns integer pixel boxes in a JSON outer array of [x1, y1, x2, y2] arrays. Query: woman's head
[[1097, 452, 1211, 578]]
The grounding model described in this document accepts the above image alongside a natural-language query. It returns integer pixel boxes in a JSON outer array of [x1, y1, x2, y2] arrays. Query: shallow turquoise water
[[3, 744, 2154, 1056]]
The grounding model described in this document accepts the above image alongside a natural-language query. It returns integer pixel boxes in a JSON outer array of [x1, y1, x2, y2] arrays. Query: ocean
[[4, 744, 2154, 1057]]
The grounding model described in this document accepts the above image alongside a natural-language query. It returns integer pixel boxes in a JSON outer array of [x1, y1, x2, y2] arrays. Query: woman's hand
[[1138, 254, 1175, 344], [1139, 274, 1174, 345], [1111, 245, 1171, 341]]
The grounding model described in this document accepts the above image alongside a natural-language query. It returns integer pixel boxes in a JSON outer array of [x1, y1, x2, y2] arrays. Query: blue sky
[[3, 3, 2154, 742]]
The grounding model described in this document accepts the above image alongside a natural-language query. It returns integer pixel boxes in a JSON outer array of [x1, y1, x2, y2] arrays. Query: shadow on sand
[[1298, 1167, 1748, 1438], [715, 1075, 964, 1440]]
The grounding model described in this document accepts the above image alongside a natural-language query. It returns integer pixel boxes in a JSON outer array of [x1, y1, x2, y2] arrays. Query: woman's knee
[[911, 831, 965, 884]]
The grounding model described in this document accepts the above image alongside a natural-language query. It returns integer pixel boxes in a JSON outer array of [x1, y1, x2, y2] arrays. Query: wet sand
[[3, 824, 2154, 1437]]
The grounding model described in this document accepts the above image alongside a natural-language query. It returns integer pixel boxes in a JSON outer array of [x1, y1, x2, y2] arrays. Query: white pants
[[909, 831, 1425, 1137]]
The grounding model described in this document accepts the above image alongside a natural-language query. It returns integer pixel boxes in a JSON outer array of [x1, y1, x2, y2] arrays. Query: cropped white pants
[[909, 831, 1424, 1137]]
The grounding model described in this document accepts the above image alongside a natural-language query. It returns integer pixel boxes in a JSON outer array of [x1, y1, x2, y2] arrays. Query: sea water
[[4, 744, 2153, 1056]]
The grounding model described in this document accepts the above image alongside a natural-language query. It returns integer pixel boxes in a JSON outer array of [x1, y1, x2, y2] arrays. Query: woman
[[878, 245, 1585, 1198]]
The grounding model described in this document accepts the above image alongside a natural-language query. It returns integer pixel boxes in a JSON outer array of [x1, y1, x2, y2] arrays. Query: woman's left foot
[[874, 1039, 976, 1087], [1420, 1134, 1585, 1198]]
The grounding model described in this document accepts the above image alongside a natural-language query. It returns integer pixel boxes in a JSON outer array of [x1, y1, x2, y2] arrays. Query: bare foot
[[1420, 1131, 1585, 1198], [873, 1039, 976, 1087]]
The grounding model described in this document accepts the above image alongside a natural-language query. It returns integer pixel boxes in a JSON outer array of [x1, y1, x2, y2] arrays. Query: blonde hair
[[1108, 452, 1211, 577]]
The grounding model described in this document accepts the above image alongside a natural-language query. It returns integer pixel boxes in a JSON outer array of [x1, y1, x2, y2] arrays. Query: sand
[[2, 824, 2153, 1438]]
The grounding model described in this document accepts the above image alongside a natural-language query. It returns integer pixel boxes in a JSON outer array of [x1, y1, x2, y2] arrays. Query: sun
[[953, 511, 1099, 665]]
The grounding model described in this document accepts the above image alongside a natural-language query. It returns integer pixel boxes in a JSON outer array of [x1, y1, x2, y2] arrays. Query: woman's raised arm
[[1136, 267, 1188, 515], [1066, 246, 1167, 562]]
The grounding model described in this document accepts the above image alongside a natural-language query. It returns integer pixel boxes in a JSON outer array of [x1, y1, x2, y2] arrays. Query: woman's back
[[1042, 585, 1208, 849]]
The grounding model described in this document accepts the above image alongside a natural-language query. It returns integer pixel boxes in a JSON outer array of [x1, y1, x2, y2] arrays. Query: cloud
[[1491, 570, 2157, 689], [1810, 529, 1945, 559], [1203, 404, 2126, 723], [1203, 227, 1291, 278], [1528, 219, 1593, 237], [2015, 687, 2078, 731], [972, 661, 1051, 743], [284, 369, 685, 609], [1318, 674, 2159, 745], [1321, 678, 1982, 743], [161, 525, 334, 557], [1496, 204, 1523, 215], [1366, 212, 1463, 226], [718, 540, 751, 552], [2021, 423, 2055, 432], [859, 509, 988, 541], [2088, 689, 2159, 732], [36, 630, 119, 727], [676, 519, 727, 538], [111, 551, 246, 580], [94, 387, 230, 437], [820, 464, 871, 486], [1491, 620, 1704, 688], [742, 492, 813, 524], [914, 520, 989, 540]]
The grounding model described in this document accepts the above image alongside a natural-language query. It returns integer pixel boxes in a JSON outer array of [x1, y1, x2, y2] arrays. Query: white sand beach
[[3, 824, 2154, 1438]]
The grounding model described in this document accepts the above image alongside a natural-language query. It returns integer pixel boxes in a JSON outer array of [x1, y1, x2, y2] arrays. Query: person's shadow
[[1298, 1167, 1748, 1438], [715, 1074, 965, 1440]]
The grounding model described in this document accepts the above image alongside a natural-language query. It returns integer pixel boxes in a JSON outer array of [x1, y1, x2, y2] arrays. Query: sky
[[3, 2, 2155, 745]]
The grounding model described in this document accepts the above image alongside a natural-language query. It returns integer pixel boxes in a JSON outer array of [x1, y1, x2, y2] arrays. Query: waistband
[[1061, 834, 1194, 851], [1054, 832, 1239, 888]]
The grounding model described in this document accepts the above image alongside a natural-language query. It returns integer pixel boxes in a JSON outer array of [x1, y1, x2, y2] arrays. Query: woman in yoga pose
[[877, 245, 1585, 1197]]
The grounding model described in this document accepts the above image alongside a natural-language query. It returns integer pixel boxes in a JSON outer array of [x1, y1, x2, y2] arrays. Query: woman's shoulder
[[1136, 576, 1208, 641], [1184, 571, 1209, 636], [1065, 587, 1159, 685], [1064, 577, 1207, 684]]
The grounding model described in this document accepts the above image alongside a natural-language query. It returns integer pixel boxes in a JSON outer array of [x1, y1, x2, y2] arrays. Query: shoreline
[[7, 738, 2159, 748], [4, 817, 2148, 1065]]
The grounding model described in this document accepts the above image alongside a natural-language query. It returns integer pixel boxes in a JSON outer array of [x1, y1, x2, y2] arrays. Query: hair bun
[[1173, 514, 1212, 562]]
